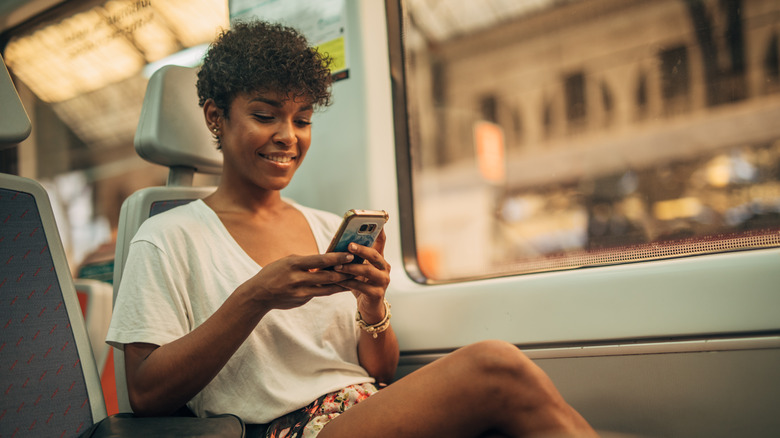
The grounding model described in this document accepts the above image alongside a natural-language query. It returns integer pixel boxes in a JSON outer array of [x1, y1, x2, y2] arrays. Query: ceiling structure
[[0, 0, 66, 34], [406, 0, 562, 42], [1, 0, 227, 151], [0, 0, 562, 152]]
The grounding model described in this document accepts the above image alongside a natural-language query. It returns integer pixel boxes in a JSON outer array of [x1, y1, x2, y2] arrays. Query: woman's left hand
[[336, 230, 398, 384], [334, 230, 391, 323]]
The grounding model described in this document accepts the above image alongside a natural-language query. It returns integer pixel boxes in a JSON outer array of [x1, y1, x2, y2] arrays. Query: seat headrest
[[134, 65, 222, 174], [0, 55, 32, 149]]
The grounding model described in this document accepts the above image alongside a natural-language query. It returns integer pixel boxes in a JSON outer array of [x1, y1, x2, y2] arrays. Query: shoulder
[[132, 199, 213, 245]]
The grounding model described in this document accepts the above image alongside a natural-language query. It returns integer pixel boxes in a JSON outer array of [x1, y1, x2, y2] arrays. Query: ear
[[203, 98, 223, 131]]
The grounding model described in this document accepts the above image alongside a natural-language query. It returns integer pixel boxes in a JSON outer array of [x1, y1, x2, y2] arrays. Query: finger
[[307, 283, 350, 296], [335, 260, 390, 287], [334, 262, 371, 278], [374, 230, 387, 255], [306, 269, 354, 285], [336, 278, 385, 297], [336, 263, 390, 289], [346, 242, 389, 271], [290, 252, 354, 270]]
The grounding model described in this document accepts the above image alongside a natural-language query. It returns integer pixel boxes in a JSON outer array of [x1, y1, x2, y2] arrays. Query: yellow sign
[[317, 36, 347, 74], [230, 0, 350, 80]]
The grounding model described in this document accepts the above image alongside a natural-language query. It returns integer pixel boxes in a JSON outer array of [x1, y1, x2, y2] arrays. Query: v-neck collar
[[193, 198, 324, 269]]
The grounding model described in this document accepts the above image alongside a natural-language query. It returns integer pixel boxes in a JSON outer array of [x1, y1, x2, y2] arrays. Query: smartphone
[[325, 209, 389, 266]]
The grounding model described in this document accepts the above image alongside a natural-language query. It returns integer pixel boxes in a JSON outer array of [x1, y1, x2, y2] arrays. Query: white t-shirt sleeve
[[106, 238, 191, 350]]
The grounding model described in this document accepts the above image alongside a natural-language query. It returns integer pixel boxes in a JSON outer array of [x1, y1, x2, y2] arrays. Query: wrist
[[234, 282, 271, 320], [357, 299, 386, 324], [356, 299, 391, 339]]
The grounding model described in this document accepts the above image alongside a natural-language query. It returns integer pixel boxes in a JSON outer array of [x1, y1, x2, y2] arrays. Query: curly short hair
[[196, 20, 333, 117]]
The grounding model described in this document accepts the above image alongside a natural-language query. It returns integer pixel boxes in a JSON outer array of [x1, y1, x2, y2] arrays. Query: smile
[[259, 153, 295, 163]]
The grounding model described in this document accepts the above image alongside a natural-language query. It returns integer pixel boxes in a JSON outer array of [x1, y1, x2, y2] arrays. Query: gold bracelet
[[356, 300, 392, 339]]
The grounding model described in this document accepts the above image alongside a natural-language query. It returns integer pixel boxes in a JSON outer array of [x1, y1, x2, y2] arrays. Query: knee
[[459, 340, 556, 399], [456, 342, 593, 435], [459, 340, 538, 381]]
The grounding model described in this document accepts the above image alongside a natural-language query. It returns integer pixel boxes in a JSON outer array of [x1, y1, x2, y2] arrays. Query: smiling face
[[206, 91, 314, 195]]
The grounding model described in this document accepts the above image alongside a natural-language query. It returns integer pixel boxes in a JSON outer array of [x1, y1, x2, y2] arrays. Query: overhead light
[[4, 7, 145, 102], [4, 0, 227, 103]]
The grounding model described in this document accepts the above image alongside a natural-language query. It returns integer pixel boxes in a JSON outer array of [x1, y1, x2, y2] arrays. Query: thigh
[[317, 341, 525, 438]]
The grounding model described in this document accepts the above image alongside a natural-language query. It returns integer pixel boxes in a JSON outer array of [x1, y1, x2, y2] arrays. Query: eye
[[253, 114, 274, 123], [295, 119, 312, 127]]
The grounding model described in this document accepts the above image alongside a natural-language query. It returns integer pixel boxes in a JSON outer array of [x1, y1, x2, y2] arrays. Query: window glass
[[394, 0, 780, 281]]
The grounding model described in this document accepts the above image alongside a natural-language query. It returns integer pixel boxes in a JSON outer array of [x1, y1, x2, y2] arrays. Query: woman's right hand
[[243, 252, 357, 311]]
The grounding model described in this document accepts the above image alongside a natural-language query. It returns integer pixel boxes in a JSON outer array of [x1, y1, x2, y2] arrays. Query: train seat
[[111, 65, 221, 414], [73, 279, 113, 378], [74, 278, 118, 415], [1, 55, 109, 436], [0, 57, 30, 146]]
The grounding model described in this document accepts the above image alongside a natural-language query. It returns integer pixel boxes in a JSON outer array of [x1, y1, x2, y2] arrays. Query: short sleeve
[[106, 239, 192, 350]]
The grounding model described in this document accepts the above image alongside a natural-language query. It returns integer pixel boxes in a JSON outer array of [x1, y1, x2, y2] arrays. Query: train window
[[388, 0, 780, 282]]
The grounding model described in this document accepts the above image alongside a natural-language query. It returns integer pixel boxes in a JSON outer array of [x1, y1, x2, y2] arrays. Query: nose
[[273, 120, 297, 147]]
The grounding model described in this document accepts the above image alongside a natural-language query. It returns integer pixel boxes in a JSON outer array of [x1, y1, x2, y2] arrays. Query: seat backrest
[[0, 175, 108, 437], [73, 279, 114, 377], [111, 65, 222, 413], [74, 278, 118, 416], [0, 55, 31, 148], [134, 65, 222, 185], [1, 53, 108, 437]]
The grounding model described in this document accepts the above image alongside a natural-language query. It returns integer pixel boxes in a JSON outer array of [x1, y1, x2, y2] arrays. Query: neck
[[204, 180, 287, 215]]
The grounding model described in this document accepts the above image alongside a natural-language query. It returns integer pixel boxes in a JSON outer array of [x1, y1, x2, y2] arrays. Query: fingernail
[[346, 254, 354, 261], [334, 265, 343, 271], [349, 243, 357, 251]]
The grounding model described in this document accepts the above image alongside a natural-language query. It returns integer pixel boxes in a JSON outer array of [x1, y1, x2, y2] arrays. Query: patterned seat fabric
[[0, 188, 95, 437]]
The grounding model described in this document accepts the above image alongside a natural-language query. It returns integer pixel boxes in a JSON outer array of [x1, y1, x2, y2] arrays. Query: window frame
[[385, 0, 780, 286]]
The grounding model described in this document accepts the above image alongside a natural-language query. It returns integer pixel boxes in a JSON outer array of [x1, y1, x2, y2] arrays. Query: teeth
[[260, 154, 293, 163]]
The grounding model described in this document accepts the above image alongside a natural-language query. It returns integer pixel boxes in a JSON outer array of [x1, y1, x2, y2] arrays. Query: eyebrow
[[250, 96, 313, 112]]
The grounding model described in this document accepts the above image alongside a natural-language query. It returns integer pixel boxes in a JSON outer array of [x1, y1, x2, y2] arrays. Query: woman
[[107, 20, 596, 438]]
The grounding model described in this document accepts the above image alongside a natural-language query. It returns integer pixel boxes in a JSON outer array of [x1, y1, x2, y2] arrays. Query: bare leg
[[318, 340, 596, 438]]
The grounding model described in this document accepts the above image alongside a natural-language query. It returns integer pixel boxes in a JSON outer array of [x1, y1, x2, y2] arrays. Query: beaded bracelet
[[356, 300, 392, 338]]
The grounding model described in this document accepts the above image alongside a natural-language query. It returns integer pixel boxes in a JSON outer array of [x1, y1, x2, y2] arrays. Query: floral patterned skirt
[[264, 383, 379, 438]]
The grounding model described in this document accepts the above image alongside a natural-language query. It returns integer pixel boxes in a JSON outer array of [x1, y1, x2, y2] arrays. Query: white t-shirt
[[106, 199, 373, 423]]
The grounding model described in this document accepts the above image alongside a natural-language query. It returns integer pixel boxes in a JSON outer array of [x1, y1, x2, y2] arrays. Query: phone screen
[[326, 209, 388, 265]]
